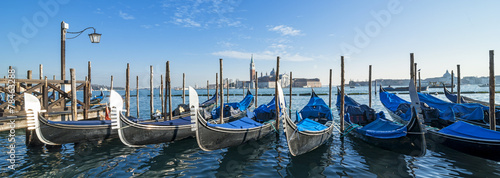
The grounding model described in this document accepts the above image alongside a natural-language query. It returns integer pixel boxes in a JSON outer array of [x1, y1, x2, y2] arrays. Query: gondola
[[211, 90, 254, 121], [338, 87, 426, 156], [194, 83, 285, 151], [111, 90, 218, 147], [380, 84, 500, 161], [444, 87, 500, 108], [417, 90, 500, 127], [284, 89, 334, 156], [383, 85, 428, 92], [24, 92, 121, 146]]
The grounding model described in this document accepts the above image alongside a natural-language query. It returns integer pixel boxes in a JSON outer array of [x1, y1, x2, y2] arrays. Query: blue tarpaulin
[[212, 91, 254, 119], [300, 91, 333, 122], [207, 117, 263, 129], [356, 114, 407, 139], [417, 93, 484, 121], [439, 121, 500, 140], [296, 118, 328, 131], [142, 116, 191, 126], [342, 92, 408, 139]]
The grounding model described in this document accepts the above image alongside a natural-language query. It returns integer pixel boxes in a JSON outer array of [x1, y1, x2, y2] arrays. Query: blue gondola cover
[[439, 121, 500, 140]]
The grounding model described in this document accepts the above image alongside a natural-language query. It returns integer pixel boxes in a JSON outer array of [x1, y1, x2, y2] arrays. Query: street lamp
[[61, 21, 101, 80]]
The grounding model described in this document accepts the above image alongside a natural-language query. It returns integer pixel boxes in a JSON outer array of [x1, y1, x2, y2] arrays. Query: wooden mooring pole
[[150, 65, 154, 119], [329, 69, 332, 108], [182, 73, 186, 104], [167, 61, 172, 120], [126, 63, 130, 117], [137, 76, 140, 118], [216, 73, 218, 108], [457, 65, 461, 104], [289, 71, 292, 118], [275, 56, 280, 131], [70, 68, 77, 121], [368, 65, 372, 107], [207, 80, 210, 100], [489, 50, 496, 131], [255, 71, 258, 107], [220, 59, 224, 124], [340, 56, 345, 132], [39, 64, 43, 80], [110, 75, 114, 91], [410, 53, 414, 83], [226, 78, 229, 103]]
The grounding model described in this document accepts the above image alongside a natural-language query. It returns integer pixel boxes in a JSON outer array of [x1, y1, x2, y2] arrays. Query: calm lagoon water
[[2, 85, 500, 177]]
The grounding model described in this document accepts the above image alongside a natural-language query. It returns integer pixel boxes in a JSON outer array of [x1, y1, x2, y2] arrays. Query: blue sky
[[2, 0, 500, 87]]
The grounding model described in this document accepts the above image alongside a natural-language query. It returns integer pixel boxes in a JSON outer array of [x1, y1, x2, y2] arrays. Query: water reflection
[[216, 135, 275, 177], [285, 138, 334, 177], [351, 137, 413, 178]]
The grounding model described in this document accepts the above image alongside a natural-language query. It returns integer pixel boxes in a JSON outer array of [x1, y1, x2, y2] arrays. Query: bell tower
[[250, 54, 255, 82]]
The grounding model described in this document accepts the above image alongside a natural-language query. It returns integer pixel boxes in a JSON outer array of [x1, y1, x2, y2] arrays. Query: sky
[[1, 0, 500, 88]]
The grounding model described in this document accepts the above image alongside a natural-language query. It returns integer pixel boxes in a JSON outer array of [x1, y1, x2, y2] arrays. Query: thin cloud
[[119, 10, 135, 20], [269, 25, 302, 36], [162, 0, 242, 28], [212, 50, 313, 62]]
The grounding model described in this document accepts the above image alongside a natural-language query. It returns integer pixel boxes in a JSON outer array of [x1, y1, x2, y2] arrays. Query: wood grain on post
[[150, 65, 154, 119], [43, 77, 49, 116], [410, 53, 414, 83], [220, 59, 224, 124], [289, 71, 292, 118], [340, 56, 345, 132], [368, 65, 372, 107], [88, 61, 91, 89], [70, 68, 77, 121], [329, 69, 333, 108], [216, 73, 218, 109], [275, 56, 280, 130], [255, 71, 258, 107], [490, 50, 496, 131], [167, 61, 172, 120], [183, 73, 186, 104], [167, 61, 170, 117], [39, 64, 43, 80], [126, 63, 130, 117], [110, 75, 114, 91], [27, 70, 32, 87], [137, 76, 140, 118], [84, 77, 89, 120], [457, 65, 461, 104], [226, 78, 229, 103]]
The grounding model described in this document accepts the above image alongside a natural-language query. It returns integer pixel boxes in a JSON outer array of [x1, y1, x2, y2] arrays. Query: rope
[[340, 124, 361, 138], [264, 120, 278, 132]]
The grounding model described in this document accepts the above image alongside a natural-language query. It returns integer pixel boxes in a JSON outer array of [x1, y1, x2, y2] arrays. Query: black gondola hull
[[195, 114, 275, 151], [427, 130, 500, 161], [284, 116, 333, 156], [116, 114, 194, 146], [36, 116, 117, 145]]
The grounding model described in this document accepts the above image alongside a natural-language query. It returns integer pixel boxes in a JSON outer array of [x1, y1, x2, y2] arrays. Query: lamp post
[[61, 21, 101, 80]]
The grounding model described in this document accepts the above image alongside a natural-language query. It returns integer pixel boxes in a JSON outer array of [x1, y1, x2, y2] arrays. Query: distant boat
[[428, 82, 455, 88], [478, 84, 500, 87], [383, 85, 428, 92], [174, 87, 189, 90]]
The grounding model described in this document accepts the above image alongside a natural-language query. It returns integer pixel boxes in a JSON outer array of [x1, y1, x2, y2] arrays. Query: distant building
[[292, 78, 321, 88]]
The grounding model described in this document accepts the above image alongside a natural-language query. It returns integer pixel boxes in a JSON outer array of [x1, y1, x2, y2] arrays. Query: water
[[2, 85, 500, 177]]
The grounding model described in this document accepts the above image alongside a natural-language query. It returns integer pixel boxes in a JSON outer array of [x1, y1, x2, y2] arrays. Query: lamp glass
[[89, 33, 101, 43]]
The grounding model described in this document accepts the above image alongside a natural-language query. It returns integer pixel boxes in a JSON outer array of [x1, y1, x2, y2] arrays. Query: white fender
[[24, 93, 41, 130], [189, 86, 199, 131], [109, 90, 124, 130]]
